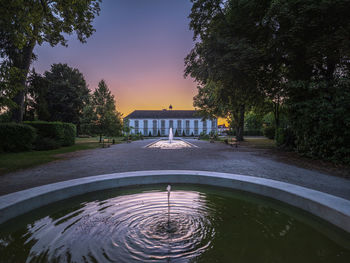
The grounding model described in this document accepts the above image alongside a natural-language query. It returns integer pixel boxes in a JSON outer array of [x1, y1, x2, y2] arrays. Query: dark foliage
[[0, 123, 36, 152]]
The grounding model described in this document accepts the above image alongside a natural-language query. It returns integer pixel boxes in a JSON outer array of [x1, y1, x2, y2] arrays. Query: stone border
[[0, 170, 349, 233]]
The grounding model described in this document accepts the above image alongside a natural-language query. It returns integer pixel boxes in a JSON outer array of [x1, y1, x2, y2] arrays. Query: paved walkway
[[1, 139, 349, 199]]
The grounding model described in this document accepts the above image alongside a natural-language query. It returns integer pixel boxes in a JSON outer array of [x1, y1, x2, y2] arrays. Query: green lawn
[[218, 136, 276, 149], [240, 137, 276, 149], [0, 137, 124, 176]]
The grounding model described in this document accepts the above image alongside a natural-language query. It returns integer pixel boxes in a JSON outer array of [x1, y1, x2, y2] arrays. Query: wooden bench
[[226, 138, 239, 148]]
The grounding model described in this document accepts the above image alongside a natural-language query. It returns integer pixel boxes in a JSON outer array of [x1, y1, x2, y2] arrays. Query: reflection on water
[[0, 185, 349, 263]]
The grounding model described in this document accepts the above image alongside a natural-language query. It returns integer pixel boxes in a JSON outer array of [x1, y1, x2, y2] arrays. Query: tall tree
[[0, 0, 101, 122], [25, 69, 50, 121], [44, 63, 90, 126], [92, 80, 122, 141], [185, 0, 266, 140]]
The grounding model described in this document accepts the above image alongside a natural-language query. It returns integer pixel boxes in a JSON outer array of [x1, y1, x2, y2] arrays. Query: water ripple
[[25, 190, 215, 262]]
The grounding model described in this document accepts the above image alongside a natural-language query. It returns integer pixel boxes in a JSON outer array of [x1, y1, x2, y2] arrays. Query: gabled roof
[[125, 110, 202, 119]]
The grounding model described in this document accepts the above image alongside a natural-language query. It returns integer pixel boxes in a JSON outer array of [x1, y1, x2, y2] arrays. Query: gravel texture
[[0, 139, 349, 199]]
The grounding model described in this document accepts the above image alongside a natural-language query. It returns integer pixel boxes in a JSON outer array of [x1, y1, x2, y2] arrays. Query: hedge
[[62, 123, 76, 146], [24, 121, 76, 150], [0, 123, 36, 152]]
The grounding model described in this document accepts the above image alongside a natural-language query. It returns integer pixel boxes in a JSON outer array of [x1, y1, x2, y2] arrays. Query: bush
[[0, 123, 36, 152], [276, 127, 296, 149], [288, 79, 350, 164], [25, 121, 76, 149], [34, 137, 61, 150], [263, 126, 275, 139], [62, 123, 76, 146]]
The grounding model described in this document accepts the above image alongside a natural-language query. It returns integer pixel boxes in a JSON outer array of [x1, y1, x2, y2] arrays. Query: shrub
[[288, 79, 350, 164], [24, 121, 76, 150], [34, 137, 61, 150], [199, 132, 210, 140], [62, 123, 76, 146], [263, 126, 275, 139], [148, 131, 152, 137], [0, 123, 36, 152], [182, 130, 186, 137], [276, 127, 296, 149]]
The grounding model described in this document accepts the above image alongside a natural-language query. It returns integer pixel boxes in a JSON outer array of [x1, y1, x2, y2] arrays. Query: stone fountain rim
[[0, 170, 349, 233]]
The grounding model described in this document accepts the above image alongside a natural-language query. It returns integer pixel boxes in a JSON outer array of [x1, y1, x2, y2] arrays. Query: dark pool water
[[0, 185, 349, 263]]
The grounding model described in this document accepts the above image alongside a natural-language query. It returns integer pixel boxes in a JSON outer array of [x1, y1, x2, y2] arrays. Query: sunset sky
[[33, 0, 199, 119]]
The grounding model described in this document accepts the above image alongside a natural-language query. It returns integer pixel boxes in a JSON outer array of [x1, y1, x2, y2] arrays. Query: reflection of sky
[[32, 0, 200, 118]]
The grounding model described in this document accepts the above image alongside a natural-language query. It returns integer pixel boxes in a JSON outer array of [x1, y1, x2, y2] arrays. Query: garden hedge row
[[24, 121, 76, 150], [0, 123, 36, 152], [0, 121, 76, 152]]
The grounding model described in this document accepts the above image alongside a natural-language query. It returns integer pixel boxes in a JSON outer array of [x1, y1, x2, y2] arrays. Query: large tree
[[92, 80, 122, 141], [185, 0, 266, 140], [0, 0, 101, 122], [43, 63, 90, 126]]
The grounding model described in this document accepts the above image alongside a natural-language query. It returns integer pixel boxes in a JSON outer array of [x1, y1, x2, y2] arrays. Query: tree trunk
[[273, 97, 280, 130], [11, 43, 35, 123], [236, 104, 245, 141]]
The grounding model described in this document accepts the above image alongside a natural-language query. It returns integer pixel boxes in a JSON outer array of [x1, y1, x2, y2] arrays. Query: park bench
[[210, 136, 215, 143], [225, 138, 239, 148]]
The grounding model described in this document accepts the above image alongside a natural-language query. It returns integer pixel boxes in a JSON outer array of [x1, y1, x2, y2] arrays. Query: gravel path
[[1, 139, 349, 199]]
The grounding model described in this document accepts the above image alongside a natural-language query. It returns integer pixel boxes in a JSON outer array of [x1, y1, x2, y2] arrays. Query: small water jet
[[169, 128, 173, 143], [147, 128, 193, 149]]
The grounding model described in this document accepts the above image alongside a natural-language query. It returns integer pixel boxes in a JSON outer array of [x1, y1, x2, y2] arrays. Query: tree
[[0, 0, 101, 122], [44, 64, 90, 127], [185, 0, 266, 141], [92, 80, 122, 141], [25, 69, 50, 121]]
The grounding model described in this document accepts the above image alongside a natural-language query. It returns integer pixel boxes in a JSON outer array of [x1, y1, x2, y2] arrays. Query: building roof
[[125, 110, 202, 119]]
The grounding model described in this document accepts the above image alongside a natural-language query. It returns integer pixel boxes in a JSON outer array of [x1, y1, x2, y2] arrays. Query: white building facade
[[125, 110, 217, 136]]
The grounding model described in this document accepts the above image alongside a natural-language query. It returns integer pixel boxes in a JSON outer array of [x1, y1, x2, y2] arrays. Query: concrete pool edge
[[0, 170, 349, 233]]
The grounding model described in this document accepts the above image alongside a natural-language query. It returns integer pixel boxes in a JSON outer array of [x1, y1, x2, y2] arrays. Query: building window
[[144, 120, 148, 135], [185, 120, 190, 135], [135, 120, 139, 134], [169, 120, 173, 129], [177, 120, 182, 134], [211, 120, 216, 131], [161, 120, 165, 136], [194, 120, 198, 135], [153, 120, 157, 136], [203, 120, 207, 134]]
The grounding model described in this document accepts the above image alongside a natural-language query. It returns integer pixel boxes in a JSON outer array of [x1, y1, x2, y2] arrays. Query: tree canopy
[[186, 0, 350, 163], [0, 0, 101, 121]]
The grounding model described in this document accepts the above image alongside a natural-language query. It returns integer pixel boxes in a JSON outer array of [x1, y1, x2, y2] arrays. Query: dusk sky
[[33, 0, 198, 118]]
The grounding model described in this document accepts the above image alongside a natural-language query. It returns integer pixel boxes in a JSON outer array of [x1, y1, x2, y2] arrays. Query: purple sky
[[33, 0, 199, 117]]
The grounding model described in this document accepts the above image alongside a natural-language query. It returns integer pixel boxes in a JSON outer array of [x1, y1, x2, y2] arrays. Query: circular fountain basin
[[0, 171, 349, 262], [1, 184, 349, 262]]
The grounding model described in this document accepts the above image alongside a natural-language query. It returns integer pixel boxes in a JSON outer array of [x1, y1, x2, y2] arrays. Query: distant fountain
[[147, 127, 192, 149], [169, 128, 173, 143]]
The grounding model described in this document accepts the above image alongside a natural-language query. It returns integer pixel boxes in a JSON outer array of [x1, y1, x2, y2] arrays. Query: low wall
[[0, 170, 349, 233]]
